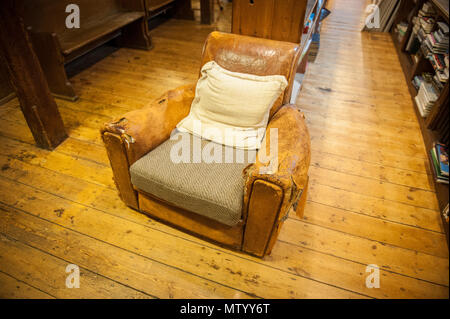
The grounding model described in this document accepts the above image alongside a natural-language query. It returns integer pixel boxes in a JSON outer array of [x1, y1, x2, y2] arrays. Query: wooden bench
[[0, 55, 15, 105], [146, 0, 177, 15], [143, 0, 213, 24], [21, 0, 151, 101]]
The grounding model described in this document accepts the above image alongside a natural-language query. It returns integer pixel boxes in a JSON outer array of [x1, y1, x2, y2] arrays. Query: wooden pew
[[0, 0, 67, 149], [146, 0, 177, 15], [142, 0, 194, 20], [143, 0, 213, 24], [0, 56, 15, 105], [20, 0, 151, 101]]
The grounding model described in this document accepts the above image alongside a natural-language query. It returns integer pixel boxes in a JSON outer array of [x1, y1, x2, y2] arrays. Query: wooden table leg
[[0, 0, 67, 150]]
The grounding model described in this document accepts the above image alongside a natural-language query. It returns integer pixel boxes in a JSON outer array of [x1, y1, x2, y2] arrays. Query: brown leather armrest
[[248, 103, 311, 195], [102, 83, 195, 165], [242, 104, 311, 256], [101, 83, 195, 208]]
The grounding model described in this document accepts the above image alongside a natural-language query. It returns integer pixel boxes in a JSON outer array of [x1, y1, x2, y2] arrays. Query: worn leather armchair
[[101, 31, 311, 257]]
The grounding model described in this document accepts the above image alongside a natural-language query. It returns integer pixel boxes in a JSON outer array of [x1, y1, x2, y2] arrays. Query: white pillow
[[176, 61, 288, 150]]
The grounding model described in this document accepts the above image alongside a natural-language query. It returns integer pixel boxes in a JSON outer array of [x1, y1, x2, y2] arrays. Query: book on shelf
[[430, 143, 449, 184], [319, 8, 331, 22], [422, 1, 435, 12], [394, 21, 408, 43], [417, 1, 436, 33], [303, 12, 315, 34], [436, 143, 449, 177], [443, 204, 449, 224], [420, 16, 435, 33], [437, 21, 449, 35], [407, 4, 449, 95], [433, 23, 449, 84], [433, 73, 445, 91], [412, 73, 436, 91], [414, 80, 439, 117], [412, 74, 425, 90], [308, 33, 320, 63]]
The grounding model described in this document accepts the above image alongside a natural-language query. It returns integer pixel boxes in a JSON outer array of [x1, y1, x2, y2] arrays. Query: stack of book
[[406, 2, 436, 57], [407, 2, 436, 53], [418, 1, 436, 32], [426, 22, 449, 88], [430, 143, 449, 184], [432, 60, 449, 91], [419, 16, 435, 33], [406, 2, 449, 95], [414, 80, 439, 117], [426, 22, 449, 54]]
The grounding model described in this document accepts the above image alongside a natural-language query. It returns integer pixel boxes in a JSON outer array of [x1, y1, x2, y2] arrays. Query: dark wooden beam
[[200, 0, 214, 24], [0, 56, 15, 105], [173, 0, 195, 20], [0, 0, 67, 150]]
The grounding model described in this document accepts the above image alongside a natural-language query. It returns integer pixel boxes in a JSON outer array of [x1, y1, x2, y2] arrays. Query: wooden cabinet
[[232, 0, 327, 102], [232, 0, 309, 43]]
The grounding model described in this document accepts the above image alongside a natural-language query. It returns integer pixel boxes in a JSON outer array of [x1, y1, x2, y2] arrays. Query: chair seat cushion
[[129, 131, 256, 226]]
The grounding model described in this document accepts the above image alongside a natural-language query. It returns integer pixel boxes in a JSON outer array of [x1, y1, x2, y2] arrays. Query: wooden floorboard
[[0, 0, 448, 298], [0, 270, 54, 299]]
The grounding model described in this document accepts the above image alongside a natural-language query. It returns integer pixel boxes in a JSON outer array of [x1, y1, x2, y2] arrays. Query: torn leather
[[101, 84, 196, 165], [243, 104, 311, 220]]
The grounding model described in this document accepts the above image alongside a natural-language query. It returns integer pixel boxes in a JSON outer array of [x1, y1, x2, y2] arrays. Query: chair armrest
[[102, 83, 195, 164], [101, 83, 195, 208], [242, 104, 311, 256]]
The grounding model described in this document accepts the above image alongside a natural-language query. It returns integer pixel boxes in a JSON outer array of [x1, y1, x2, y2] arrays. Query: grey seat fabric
[[130, 131, 257, 226]]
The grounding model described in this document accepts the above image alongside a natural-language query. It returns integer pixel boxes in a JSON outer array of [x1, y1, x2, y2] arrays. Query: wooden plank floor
[[0, 0, 448, 298]]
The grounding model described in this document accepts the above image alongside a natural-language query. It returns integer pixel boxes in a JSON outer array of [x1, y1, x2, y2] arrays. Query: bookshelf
[[292, 0, 327, 102], [390, 0, 449, 246]]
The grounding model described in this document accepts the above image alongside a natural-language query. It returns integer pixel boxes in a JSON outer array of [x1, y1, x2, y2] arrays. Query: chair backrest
[[200, 31, 301, 117]]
